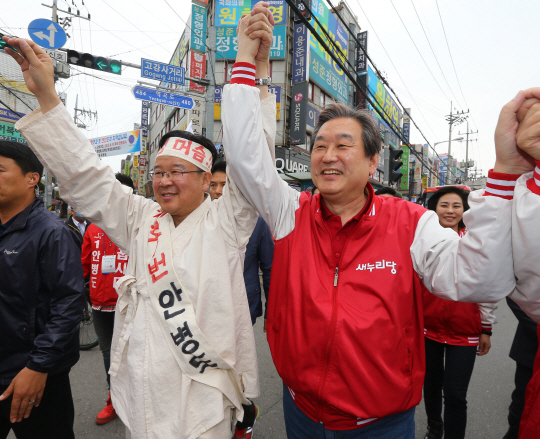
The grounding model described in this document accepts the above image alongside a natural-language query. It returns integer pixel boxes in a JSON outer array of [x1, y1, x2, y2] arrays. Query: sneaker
[[95, 392, 117, 425], [424, 420, 443, 439], [232, 405, 260, 439]]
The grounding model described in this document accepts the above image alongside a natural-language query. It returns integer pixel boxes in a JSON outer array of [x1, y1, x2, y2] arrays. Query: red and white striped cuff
[[484, 169, 520, 200], [481, 324, 492, 331], [526, 160, 540, 196], [230, 62, 256, 86]]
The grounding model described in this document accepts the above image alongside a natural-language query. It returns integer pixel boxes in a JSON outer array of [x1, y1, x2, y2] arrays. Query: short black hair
[[0, 140, 44, 184], [159, 131, 218, 167], [427, 186, 470, 230], [211, 159, 227, 175], [375, 187, 397, 197], [115, 172, 134, 190]]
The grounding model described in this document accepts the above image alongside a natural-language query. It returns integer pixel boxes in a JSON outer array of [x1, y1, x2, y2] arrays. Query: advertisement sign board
[[170, 33, 189, 67], [0, 121, 27, 145], [310, 50, 348, 103], [215, 0, 287, 26], [400, 145, 410, 191], [216, 25, 286, 59], [307, 102, 320, 130], [275, 147, 310, 173], [141, 100, 149, 154], [89, 130, 141, 158], [367, 65, 402, 133], [0, 108, 25, 123], [191, 4, 207, 53], [356, 31, 368, 73], [307, 0, 348, 103], [189, 52, 206, 93], [289, 82, 309, 147], [292, 24, 309, 83]]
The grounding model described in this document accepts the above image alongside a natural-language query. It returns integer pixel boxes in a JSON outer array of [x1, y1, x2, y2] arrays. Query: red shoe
[[233, 405, 259, 439], [95, 393, 117, 425]]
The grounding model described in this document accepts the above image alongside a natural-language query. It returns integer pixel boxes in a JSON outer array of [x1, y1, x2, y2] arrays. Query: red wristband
[[230, 62, 256, 86], [526, 160, 540, 196], [484, 169, 520, 200]]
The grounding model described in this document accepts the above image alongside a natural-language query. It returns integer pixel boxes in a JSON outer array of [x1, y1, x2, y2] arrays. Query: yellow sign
[[0, 77, 31, 94], [422, 175, 428, 189], [133, 154, 139, 168]]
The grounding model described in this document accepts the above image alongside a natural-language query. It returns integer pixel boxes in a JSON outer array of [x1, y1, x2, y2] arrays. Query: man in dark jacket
[[66, 205, 89, 245], [0, 141, 84, 438], [503, 298, 539, 439]]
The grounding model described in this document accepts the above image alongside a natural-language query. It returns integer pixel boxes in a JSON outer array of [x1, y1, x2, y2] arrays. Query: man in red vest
[[81, 173, 134, 425]]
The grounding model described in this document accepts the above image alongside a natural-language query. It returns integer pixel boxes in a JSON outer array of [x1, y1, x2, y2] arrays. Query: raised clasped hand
[[516, 95, 540, 163], [236, 1, 275, 65], [494, 88, 540, 174]]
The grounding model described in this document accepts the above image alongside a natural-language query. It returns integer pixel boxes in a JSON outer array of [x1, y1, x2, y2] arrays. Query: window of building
[[308, 82, 314, 101]]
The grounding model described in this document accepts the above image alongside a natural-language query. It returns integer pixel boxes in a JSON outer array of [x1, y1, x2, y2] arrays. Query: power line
[[322, 0, 455, 179], [287, 0, 454, 184], [389, 1, 452, 105], [350, 0, 439, 140], [0, 97, 23, 119], [409, 0, 466, 110], [0, 79, 36, 112], [434, 0, 478, 130], [108, 38, 178, 58]]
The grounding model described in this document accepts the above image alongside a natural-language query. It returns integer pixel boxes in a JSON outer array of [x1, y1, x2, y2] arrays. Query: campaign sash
[[143, 207, 249, 412]]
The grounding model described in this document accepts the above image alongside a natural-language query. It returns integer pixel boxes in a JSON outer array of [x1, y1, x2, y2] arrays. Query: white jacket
[[509, 165, 540, 322], [15, 98, 275, 439]]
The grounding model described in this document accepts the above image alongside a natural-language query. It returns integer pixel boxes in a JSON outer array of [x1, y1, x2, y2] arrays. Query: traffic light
[[292, 0, 312, 23], [67, 50, 122, 75], [383, 147, 403, 184], [0, 34, 17, 52]]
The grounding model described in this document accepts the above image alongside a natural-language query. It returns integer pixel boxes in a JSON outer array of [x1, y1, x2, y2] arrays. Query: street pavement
[[8, 298, 520, 438]]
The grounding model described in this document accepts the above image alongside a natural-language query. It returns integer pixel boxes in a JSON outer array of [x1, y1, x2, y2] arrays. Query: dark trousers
[[423, 338, 477, 439], [0, 371, 75, 439], [92, 309, 115, 389], [508, 362, 534, 432]]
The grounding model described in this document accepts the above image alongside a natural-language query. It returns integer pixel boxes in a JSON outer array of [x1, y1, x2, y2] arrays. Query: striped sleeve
[[484, 169, 520, 200], [230, 62, 256, 87], [526, 160, 540, 196]]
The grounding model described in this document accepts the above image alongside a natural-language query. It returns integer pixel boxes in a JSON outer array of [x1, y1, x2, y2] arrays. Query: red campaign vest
[[422, 229, 484, 346], [81, 224, 129, 307], [519, 324, 540, 438], [267, 185, 429, 430]]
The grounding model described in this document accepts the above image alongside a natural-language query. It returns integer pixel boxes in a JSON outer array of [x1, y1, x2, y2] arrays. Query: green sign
[[400, 145, 410, 191], [0, 121, 27, 145]]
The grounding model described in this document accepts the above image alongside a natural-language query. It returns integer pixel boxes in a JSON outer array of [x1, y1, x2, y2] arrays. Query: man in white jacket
[[2, 10, 276, 438]]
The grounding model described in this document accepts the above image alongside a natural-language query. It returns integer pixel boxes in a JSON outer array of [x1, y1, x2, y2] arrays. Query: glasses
[[149, 169, 204, 182]]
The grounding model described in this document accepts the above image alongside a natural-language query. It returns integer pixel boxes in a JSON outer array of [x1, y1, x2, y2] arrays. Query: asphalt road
[[8, 299, 520, 439]]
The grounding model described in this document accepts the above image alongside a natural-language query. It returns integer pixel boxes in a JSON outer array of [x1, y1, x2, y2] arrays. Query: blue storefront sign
[[292, 24, 309, 84], [310, 50, 348, 103], [141, 58, 185, 85], [191, 4, 208, 53], [0, 108, 25, 122], [367, 65, 402, 133]]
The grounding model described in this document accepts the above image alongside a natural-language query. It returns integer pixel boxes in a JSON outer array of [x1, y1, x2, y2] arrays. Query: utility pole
[[204, 0, 216, 142], [73, 94, 98, 129], [445, 101, 468, 184], [459, 121, 478, 182]]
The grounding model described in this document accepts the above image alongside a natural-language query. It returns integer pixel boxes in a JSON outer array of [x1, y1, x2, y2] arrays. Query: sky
[[2, 0, 539, 176]]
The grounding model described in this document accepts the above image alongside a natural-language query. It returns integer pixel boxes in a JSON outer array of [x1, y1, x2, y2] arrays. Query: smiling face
[[153, 156, 211, 225], [311, 117, 378, 203], [435, 192, 464, 231]]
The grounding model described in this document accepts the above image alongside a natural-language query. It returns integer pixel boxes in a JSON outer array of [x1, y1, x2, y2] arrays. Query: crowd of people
[[0, 2, 540, 439]]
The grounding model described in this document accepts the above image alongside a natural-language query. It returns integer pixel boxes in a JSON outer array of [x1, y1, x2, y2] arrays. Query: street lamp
[[433, 137, 464, 150]]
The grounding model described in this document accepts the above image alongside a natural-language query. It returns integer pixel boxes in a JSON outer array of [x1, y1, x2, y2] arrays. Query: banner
[[356, 31, 368, 74], [189, 52, 206, 93], [292, 24, 309, 84], [191, 4, 207, 53], [90, 130, 141, 158], [367, 65, 402, 133], [0, 121, 28, 145], [400, 145, 410, 191], [141, 101, 149, 154], [289, 82, 309, 148]]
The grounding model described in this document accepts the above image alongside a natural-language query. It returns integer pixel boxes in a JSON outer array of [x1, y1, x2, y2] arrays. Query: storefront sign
[[216, 25, 286, 60], [289, 82, 309, 147], [292, 24, 309, 84], [189, 51, 206, 93], [356, 31, 368, 73], [191, 4, 207, 53]]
